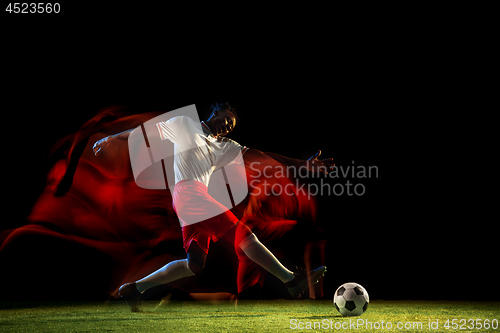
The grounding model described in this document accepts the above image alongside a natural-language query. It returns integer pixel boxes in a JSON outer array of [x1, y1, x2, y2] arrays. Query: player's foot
[[118, 282, 142, 312], [285, 266, 327, 299]]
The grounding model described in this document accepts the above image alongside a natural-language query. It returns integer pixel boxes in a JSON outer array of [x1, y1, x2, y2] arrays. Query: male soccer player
[[93, 103, 330, 312]]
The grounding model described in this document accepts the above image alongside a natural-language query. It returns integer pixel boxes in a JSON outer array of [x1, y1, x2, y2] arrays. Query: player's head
[[206, 102, 238, 136]]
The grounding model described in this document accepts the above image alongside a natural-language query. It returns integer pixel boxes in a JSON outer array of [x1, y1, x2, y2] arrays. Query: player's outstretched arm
[[244, 148, 335, 175], [93, 129, 134, 156]]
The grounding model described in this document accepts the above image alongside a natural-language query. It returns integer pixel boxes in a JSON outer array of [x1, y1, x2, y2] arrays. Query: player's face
[[213, 109, 237, 136]]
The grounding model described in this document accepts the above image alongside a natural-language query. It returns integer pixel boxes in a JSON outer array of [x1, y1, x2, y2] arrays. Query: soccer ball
[[333, 282, 369, 316]]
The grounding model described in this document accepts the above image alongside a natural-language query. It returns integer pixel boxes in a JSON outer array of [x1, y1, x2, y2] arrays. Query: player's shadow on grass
[[301, 315, 344, 319], [141, 311, 267, 319]]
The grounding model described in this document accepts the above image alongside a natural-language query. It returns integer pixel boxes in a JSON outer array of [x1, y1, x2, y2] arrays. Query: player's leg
[[119, 257, 194, 311], [132, 218, 212, 290], [236, 222, 295, 283], [235, 216, 297, 296], [119, 228, 209, 312], [133, 237, 207, 293], [134, 259, 195, 293], [186, 241, 208, 275], [235, 222, 326, 298], [118, 258, 195, 312]]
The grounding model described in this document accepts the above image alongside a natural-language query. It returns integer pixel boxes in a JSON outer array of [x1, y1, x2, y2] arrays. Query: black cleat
[[118, 282, 142, 312], [285, 266, 327, 299]]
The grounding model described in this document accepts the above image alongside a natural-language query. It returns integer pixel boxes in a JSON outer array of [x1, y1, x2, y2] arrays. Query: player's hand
[[306, 150, 335, 175], [93, 136, 111, 156]]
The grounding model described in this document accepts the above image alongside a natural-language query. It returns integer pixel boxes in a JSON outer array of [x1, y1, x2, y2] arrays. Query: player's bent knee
[[188, 260, 205, 275], [186, 242, 207, 275], [187, 253, 206, 275]]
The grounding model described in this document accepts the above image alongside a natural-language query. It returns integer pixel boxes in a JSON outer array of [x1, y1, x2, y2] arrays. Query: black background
[[1, 4, 496, 301]]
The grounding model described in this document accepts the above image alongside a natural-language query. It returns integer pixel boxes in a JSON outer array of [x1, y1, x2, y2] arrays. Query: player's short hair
[[210, 102, 239, 120]]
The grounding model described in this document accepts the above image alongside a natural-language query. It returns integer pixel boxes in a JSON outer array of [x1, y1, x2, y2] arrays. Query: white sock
[[135, 259, 194, 293], [239, 233, 295, 283]]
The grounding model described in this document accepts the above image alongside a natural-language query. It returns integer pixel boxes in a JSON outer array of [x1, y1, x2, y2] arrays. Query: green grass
[[0, 299, 499, 332]]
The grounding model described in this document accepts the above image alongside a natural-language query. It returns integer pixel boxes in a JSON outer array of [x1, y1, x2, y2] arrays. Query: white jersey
[[155, 116, 248, 187]]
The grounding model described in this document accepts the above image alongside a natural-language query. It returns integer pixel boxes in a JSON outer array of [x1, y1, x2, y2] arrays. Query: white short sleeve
[[156, 116, 184, 142]]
